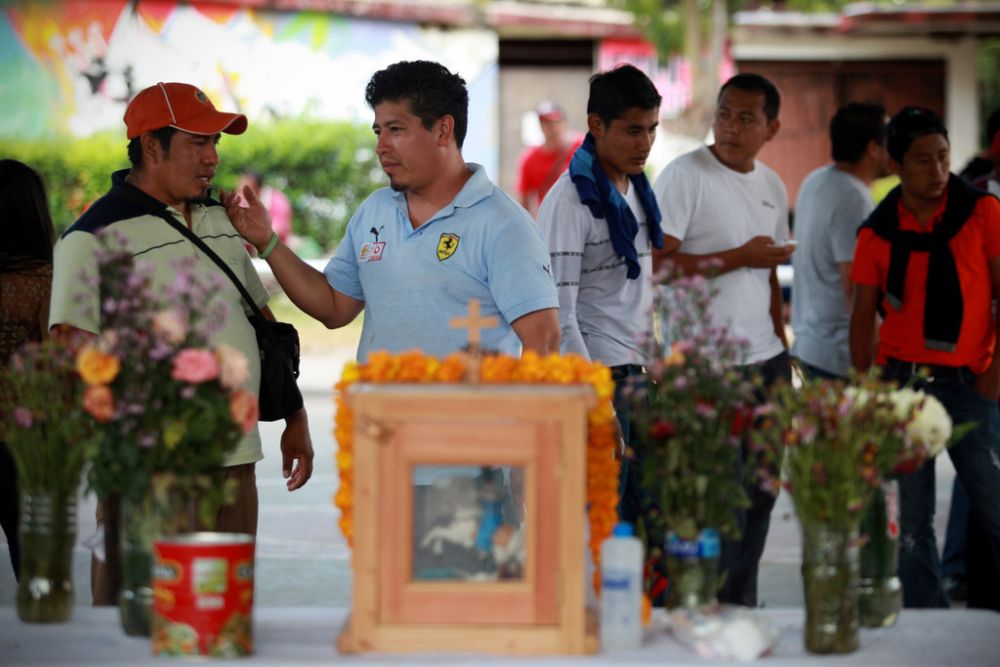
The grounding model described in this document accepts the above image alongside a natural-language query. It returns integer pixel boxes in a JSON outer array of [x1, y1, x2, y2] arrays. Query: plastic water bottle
[[600, 522, 643, 651]]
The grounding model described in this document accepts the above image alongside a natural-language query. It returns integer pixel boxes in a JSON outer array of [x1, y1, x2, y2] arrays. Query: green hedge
[[0, 118, 384, 253]]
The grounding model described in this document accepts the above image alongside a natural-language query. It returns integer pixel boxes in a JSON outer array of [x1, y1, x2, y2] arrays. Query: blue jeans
[[883, 365, 1000, 608], [718, 350, 792, 607], [612, 365, 647, 525], [941, 477, 969, 580]]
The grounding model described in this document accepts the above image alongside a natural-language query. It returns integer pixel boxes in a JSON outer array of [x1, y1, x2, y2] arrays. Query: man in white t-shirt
[[792, 103, 888, 380], [652, 73, 793, 607], [539, 65, 663, 529]]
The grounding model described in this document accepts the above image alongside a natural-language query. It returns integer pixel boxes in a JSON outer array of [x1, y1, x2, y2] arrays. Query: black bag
[[248, 314, 303, 421], [149, 206, 304, 421]]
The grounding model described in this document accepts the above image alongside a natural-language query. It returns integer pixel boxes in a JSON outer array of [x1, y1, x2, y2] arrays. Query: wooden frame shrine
[[337, 383, 597, 655]]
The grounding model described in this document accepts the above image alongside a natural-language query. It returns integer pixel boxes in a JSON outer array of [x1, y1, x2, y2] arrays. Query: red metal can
[[152, 533, 255, 657]]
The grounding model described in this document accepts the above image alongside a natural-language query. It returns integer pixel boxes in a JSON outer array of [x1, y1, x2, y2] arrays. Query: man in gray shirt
[[791, 103, 888, 379]]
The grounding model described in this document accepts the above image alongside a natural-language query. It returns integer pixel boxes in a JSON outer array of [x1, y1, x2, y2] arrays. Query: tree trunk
[[664, 0, 727, 141]]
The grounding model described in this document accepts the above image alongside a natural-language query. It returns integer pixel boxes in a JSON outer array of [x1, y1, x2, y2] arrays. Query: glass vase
[[119, 478, 200, 636], [17, 490, 78, 623], [801, 521, 860, 654], [119, 494, 157, 636], [665, 528, 720, 610], [859, 480, 902, 627]]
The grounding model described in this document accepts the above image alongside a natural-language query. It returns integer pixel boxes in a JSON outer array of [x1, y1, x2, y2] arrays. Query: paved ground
[[0, 349, 958, 609]]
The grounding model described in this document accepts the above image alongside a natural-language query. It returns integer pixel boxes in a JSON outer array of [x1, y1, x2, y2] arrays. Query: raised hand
[[739, 235, 795, 269], [220, 185, 273, 249]]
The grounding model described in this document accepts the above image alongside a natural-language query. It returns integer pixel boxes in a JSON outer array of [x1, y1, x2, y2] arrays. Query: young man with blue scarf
[[537, 64, 662, 551]]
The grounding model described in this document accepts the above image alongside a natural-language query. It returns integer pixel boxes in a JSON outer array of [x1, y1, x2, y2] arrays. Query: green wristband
[[258, 232, 279, 260]]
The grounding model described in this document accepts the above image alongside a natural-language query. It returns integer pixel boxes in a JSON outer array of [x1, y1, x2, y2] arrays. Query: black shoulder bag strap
[[108, 186, 278, 348], [154, 208, 274, 336]]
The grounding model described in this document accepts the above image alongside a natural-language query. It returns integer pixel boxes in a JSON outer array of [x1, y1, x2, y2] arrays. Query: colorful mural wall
[[1, 0, 499, 172]]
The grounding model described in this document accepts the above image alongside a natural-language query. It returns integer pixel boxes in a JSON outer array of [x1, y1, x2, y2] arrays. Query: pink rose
[[229, 389, 259, 433], [171, 348, 220, 384], [215, 344, 249, 390]]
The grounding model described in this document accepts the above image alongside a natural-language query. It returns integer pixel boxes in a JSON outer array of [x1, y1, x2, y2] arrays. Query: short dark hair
[[587, 64, 661, 126], [830, 103, 886, 163], [886, 106, 948, 164], [126, 126, 178, 169], [718, 73, 781, 122], [365, 60, 469, 149], [0, 159, 55, 271]]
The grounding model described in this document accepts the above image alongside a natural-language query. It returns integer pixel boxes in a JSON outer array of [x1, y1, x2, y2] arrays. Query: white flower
[[889, 387, 924, 422], [215, 344, 249, 390], [152, 309, 187, 344], [907, 394, 952, 458]]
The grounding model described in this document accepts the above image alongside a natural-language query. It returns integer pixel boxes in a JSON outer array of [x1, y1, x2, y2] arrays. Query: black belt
[[610, 364, 646, 381], [884, 357, 974, 383]]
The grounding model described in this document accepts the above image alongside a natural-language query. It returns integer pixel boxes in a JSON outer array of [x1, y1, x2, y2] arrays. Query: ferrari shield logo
[[437, 233, 460, 261]]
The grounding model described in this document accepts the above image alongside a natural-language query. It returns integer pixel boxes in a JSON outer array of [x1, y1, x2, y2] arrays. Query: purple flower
[[14, 407, 33, 429]]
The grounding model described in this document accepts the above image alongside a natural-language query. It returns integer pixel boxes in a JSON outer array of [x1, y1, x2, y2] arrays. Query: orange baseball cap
[[124, 82, 248, 140]]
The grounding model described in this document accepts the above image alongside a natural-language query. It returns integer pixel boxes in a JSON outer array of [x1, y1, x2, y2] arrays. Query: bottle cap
[[612, 522, 635, 537]]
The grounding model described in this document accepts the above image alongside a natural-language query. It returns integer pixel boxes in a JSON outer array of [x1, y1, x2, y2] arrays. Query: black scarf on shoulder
[[858, 174, 988, 352]]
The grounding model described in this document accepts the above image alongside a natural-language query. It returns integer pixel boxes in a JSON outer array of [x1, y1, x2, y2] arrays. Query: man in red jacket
[[850, 106, 1000, 608]]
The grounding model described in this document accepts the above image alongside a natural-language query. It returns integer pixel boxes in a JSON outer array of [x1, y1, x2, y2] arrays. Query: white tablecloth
[[1, 606, 998, 666]]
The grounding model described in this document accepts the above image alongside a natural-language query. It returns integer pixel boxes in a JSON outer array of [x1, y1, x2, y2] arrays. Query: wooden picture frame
[[337, 384, 597, 655]]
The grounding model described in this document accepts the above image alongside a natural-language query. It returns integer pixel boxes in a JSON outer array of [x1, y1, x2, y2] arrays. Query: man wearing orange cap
[[49, 82, 314, 604]]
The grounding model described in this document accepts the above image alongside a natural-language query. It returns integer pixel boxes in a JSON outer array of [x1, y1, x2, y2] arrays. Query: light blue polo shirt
[[324, 163, 558, 361]]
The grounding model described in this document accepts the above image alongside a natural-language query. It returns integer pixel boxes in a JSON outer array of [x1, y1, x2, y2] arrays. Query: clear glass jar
[[801, 521, 860, 654], [17, 491, 77, 623], [859, 480, 902, 627]]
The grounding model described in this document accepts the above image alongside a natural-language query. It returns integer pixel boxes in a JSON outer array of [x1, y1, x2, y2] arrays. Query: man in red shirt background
[[850, 106, 1000, 609], [516, 102, 583, 218]]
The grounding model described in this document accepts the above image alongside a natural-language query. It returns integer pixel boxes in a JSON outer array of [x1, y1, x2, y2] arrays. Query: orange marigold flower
[[363, 350, 397, 381], [340, 362, 360, 385], [481, 355, 518, 383], [435, 354, 467, 382], [334, 485, 353, 509]]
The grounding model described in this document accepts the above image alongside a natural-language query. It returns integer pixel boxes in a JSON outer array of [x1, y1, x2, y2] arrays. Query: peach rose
[[76, 345, 121, 386], [83, 385, 115, 422], [152, 309, 187, 344], [229, 389, 259, 433], [172, 348, 220, 384], [215, 344, 249, 390]]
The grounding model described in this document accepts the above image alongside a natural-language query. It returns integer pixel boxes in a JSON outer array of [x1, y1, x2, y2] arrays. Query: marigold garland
[[333, 349, 620, 594]]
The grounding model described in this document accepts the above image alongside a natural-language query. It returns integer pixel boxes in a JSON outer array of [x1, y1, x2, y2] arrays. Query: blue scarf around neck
[[568, 133, 664, 279]]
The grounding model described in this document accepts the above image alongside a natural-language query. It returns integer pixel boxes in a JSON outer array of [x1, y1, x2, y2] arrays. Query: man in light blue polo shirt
[[225, 60, 559, 360]]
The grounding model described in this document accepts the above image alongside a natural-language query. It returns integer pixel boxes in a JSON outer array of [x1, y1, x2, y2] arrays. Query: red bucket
[[152, 533, 255, 657]]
